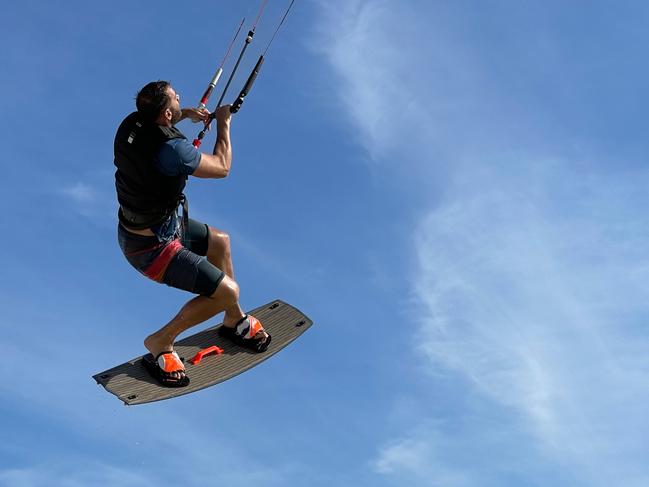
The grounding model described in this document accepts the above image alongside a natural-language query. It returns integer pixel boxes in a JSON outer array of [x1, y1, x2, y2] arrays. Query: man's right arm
[[193, 105, 232, 179]]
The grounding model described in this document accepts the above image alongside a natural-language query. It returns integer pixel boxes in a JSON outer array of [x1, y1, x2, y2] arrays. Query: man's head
[[135, 80, 182, 125]]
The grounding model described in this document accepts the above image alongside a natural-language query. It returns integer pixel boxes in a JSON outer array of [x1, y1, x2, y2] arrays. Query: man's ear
[[164, 108, 172, 121]]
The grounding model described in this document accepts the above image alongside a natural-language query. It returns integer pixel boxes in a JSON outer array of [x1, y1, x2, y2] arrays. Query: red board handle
[[189, 346, 224, 365]]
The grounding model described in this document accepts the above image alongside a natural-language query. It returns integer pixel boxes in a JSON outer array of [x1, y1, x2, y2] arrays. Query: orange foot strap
[[157, 351, 185, 373], [239, 315, 265, 339]]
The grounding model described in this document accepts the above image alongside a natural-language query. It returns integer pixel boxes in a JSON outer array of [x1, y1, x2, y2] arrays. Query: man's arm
[[192, 105, 233, 179]]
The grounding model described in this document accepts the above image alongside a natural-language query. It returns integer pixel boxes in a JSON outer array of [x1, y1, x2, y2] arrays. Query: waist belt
[[120, 194, 189, 231]]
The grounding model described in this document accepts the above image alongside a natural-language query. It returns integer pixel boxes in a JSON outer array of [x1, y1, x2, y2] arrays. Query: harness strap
[[119, 193, 188, 231], [179, 193, 189, 235]]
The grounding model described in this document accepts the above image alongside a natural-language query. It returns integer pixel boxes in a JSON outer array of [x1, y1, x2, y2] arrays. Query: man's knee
[[208, 227, 230, 255], [210, 275, 239, 303]]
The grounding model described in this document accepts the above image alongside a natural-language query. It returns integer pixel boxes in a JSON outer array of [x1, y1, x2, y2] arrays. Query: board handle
[[189, 346, 224, 365]]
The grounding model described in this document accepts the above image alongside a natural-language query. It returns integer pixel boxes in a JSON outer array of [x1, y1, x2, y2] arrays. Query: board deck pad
[[93, 300, 312, 405]]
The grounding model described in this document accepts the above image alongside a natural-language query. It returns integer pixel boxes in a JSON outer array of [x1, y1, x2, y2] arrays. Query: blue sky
[[1, 0, 649, 486]]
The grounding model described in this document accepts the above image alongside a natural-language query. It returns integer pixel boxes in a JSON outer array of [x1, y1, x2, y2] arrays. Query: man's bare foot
[[142, 352, 189, 387], [222, 313, 268, 340], [144, 332, 185, 381], [218, 315, 270, 350]]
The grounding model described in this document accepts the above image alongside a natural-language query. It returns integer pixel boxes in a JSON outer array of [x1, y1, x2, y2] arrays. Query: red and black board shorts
[[118, 218, 225, 296]]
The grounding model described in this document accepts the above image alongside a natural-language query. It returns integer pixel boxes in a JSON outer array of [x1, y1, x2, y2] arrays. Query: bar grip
[[231, 55, 265, 113]]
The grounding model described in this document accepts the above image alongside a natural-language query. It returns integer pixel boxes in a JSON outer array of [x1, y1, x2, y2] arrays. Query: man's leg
[[177, 220, 268, 348], [180, 220, 242, 324], [144, 275, 245, 378]]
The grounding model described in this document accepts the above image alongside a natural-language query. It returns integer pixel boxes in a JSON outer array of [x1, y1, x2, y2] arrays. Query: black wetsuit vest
[[114, 112, 188, 229]]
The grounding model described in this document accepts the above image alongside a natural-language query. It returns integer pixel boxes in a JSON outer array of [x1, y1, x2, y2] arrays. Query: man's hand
[[213, 105, 232, 127], [181, 107, 211, 123]]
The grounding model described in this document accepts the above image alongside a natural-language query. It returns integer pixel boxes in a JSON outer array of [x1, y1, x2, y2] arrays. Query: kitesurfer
[[113, 80, 270, 387]]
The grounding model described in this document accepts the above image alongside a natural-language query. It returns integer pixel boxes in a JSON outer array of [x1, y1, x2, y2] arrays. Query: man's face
[[165, 86, 182, 124]]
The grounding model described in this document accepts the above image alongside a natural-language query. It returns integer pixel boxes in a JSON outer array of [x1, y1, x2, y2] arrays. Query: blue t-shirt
[[154, 137, 201, 177], [149, 137, 201, 242]]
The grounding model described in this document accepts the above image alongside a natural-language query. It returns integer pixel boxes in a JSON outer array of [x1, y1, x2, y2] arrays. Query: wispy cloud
[[374, 441, 467, 487], [373, 437, 431, 475], [371, 431, 471, 487], [414, 162, 649, 473], [57, 180, 116, 223], [60, 182, 97, 204], [0, 459, 297, 487], [370, 420, 485, 487], [311, 0, 442, 162], [314, 1, 649, 485], [0, 463, 151, 487]]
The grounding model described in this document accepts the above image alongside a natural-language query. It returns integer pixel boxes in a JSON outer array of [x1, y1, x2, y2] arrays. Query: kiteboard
[[93, 299, 312, 405]]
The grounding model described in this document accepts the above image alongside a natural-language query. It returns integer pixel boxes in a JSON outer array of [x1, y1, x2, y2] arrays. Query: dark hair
[[135, 80, 171, 123]]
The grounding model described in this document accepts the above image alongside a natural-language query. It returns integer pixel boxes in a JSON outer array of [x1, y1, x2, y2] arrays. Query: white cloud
[[314, 0, 649, 485], [57, 180, 116, 223], [373, 437, 431, 475], [0, 461, 297, 487], [60, 182, 97, 204], [417, 158, 649, 447], [0, 463, 151, 487], [370, 427, 473, 487], [311, 0, 445, 161], [411, 159, 649, 485]]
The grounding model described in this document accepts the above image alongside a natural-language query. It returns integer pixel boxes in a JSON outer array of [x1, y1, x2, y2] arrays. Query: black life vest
[[114, 112, 188, 229]]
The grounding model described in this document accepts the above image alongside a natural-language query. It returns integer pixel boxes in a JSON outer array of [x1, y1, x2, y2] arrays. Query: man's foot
[[219, 314, 271, 352], [142, 351, 189, 388], [144, 332, 186, 382]]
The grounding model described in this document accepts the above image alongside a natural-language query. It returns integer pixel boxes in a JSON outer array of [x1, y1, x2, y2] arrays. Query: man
[[114, 80, 270, 387]]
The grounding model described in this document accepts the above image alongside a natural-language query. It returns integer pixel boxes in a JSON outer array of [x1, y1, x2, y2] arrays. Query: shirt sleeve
[[154, 138, 201, 176]]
